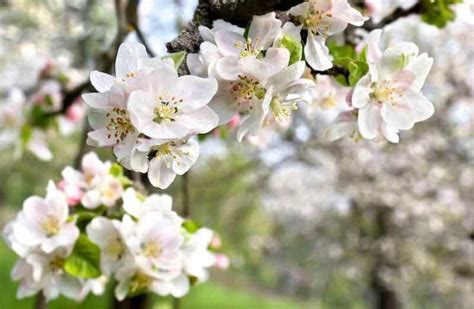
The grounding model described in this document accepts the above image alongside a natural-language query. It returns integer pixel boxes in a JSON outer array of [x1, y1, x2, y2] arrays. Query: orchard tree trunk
[[370, 206, 400, 309], [113, 294, 148, 309]]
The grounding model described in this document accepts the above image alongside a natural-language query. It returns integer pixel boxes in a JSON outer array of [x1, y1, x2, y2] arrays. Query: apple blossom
[[288, 0, 368, 70], [122, 188, 183, 224], [133, 137, 200, 189], [127, 66, 218, 140], [365, 0, 417, 24], [352, 29, 434, 143], [11, 248, 85, 301], [181, 228, 216, 282], [11, 181, 79, 253]]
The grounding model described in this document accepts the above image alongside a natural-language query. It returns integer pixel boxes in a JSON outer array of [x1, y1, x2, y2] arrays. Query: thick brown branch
[[363, 2, 423, 31]]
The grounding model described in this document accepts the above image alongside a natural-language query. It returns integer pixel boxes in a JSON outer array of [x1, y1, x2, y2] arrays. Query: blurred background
[[0, 0, 472, 308]]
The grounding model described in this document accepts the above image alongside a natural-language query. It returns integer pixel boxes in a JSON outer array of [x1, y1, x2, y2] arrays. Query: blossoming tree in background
[[1, 0, 468, 308]]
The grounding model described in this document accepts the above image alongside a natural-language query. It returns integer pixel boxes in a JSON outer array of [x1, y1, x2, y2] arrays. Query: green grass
[[0, 241, 307, 309]]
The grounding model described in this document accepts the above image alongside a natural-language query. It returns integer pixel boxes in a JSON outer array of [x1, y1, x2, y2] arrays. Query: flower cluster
[[326, 29, 434, 143], [0, 61, 85, 161], [82, 43, 217, 189], [3, 152, 222, 302]]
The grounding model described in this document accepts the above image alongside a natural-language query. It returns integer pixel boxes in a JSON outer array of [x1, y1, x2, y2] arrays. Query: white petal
[[381, 123, 400, 143], [177, 106, 219, 135], [122, 188, 142, 218], [148, 157, 176, 189], [288, 2, 309, 16], [172, 139, 199, 175], [90, 71, 115, 92], [406, 53, 433, 91], [367, 29, 383, 64], [127, 90, 156, 133], [358, 103, 382, 139], [248, 12, 281, 50], [268, 61, 305, 92], [187, 53, 205, 76], [216, 56, 241, 80], [304, 33, 333, 71], [82, 92, 111, 109], [332, 0, 368, 27], [214, 31, 244, 56], [115, 42, 148, 79], [199, 26, 215, 43], [403, 89, 435, 123], [352, 75, 372, 108], [178, 76, 218, 111], [381, 100, 415, 130]]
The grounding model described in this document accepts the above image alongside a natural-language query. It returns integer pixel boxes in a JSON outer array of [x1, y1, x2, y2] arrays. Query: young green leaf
[[163, 51, 186, 70], [280, 35, 303, 65], [64, 234, 101, 279]]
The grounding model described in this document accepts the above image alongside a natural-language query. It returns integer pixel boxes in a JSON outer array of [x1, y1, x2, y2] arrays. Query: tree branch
[[363, 2, 423, 31]]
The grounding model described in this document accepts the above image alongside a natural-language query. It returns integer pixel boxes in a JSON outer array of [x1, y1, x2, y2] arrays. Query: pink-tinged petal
[[127, 90, 156, 132], [148, 157, 176, 189], [115, 42, 148, 79], [90, 71, 115, 92], [332, 0, 368, 26], [215, 56, 241, 80], [358, 103, 382, 139], [288, 2, 309, 16], [248, 12, 281, 50], [381, 100, 415, 130], [381, 123, 400, 143], [406, 53, 433, 91], [214, 31, 244, 56], [177, 106, 219, 135], [304, 33, 333, 71], [352, 75, 372, 108], [402, 89, 435, 123], [392, 70, 415, 92], [178, 75, 218, 111]]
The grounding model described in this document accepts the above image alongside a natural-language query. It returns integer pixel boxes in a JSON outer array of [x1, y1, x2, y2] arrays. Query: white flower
[[127, 65, 218, 140], [122, 214, 184, 285], [289, 0, 368, 70], [352, 30, 434, 143], [213, 12, 289, 80], [89, 41, 174, 92], [187, 19, 244, 77], [25, 129, 53, 161], [86, 217, 131, 275], [11, 181, 79, 253], [181, 228, 216, 282], [122, 188, 183, 224], [11, 248, 84, 301], [134, 138, 199, 189]]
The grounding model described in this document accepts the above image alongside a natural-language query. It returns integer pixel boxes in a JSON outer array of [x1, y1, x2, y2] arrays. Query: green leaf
[[335, 74, 349, 87], [280, 35, 303, 65], [20, 125, 32, 146], [333, 57, 353, 69], [328, 42, 356, 60], [348, 61, 369, 86], [109, 163, 123, 177], [183, 219, 201, 234], [29, 105, 51, 129], [64, 234, 101, 279], [163, 51, 186, 70], [421, 0, 462, 28]]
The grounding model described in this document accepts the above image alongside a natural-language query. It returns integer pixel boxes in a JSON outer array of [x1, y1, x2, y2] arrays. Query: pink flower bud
[[66, 102, 85, 122], [228, 114, 240, 129], [210, 235, 222, 249], [59, 180, 83, 206], [214, 254, 230, 270]]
